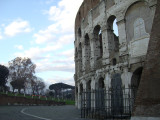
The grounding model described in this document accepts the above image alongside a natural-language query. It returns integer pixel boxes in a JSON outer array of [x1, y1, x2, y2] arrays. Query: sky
[[0, 0, 83, 87]]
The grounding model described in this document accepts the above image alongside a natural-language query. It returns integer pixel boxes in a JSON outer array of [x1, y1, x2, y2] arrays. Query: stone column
[[121, 67, 132, 88], [77, 83, 81, 109], [90, 34, 96, 70], [116, 19, 128, 56], [81, 40, 85, 74], [91, 77, 96, 108], [101, 25, 110, 65]]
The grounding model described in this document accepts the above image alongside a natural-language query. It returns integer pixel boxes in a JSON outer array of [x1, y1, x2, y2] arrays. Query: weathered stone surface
[[132, 0, 160, 117], [74, 1, 157, 115]]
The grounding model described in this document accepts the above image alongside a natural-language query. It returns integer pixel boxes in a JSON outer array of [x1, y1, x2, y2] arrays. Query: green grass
[[65, 100, 75, 105], [0, 92, 75, 104]]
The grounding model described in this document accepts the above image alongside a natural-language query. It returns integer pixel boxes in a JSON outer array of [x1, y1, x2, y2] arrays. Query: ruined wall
[[74, 0, 157, 109], [75, 0, 101, 32], [131, 0, 160, 118]]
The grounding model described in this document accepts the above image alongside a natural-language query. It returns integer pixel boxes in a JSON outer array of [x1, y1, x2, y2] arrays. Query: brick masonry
[[132, 0, 160, 117]]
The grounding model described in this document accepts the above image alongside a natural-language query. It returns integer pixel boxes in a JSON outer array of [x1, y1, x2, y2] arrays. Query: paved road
[[0, 105, 90, 120]]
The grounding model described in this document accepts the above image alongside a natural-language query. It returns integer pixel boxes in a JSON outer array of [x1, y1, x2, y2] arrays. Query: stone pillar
[[121, 67, 132, 88], [131, 1, 160, 119], [77, 83, 81, 109], [116, 19, 128, 56], [104, 72, 111, 89], [90, 34, 96, 70], [101, 25, 110, 65], [81, 41, 85, 74], [91, 77, 96, 108]]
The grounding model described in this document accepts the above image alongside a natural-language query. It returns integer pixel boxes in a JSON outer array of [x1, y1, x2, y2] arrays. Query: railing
[[81, 87, 137, 120]]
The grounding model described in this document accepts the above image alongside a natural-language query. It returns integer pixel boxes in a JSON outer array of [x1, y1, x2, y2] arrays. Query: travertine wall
[[74, 0, 157, 109]]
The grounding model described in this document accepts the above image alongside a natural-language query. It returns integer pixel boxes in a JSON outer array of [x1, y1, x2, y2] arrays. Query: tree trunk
[[18, 88, 21, 94]]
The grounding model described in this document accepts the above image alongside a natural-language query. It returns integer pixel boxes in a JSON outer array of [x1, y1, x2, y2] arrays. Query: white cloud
[[12, 0, 82, 85], [60, 49, 74, 57], [4, 19, 32, 37], [46, 0, 83, 33], [14, 45, 23, 50], [36, 63, 74, 73], [34, 0, 83, 44], [0, 35, 2, 40], [0, 30, 3, 40]]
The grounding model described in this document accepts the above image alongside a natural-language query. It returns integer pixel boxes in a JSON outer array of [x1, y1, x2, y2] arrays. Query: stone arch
[[130, 67, 143, 111], [75, 48, 78, 75], [86, 80, 91, 90], [107, 15, 119, 61], [78, 43, 82, 75], [93, 25, 103, 59], [84, 34, 91, 72], [80, 83, 83, 95], [131, 67, 143, 97], [86, 80, 91, 109], [75, 47, 78, 58], [95, 77, 105, 108], [98, 77, 105, 89], [125, 1, 152, 42], [112, 58, 117, 66], [78, 27, 81, 38], [111, 73, 123, 114]]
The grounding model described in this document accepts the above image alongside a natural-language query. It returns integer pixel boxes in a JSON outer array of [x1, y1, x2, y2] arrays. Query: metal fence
[[81, 87, 137, 120]]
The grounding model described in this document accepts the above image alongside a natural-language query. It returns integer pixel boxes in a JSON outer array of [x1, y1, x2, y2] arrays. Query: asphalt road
[[0, 105, 89, 120]]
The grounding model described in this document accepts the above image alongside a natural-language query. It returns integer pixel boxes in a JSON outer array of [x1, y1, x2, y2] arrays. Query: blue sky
[[0, 0, 83, 87]]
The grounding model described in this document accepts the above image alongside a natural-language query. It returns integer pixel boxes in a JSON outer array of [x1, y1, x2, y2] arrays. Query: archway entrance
[[131, 67, 143, 110], [93, 25, 103, 59], [86, 80, 91, 109], [95, 77, 105, 109], [111, 73, 123, 115]]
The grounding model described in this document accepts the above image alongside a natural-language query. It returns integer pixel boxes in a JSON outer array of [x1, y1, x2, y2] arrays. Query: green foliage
[[0, 92, 75, 104], [65, 100, 75, 105], [0, 65, 9, 89]]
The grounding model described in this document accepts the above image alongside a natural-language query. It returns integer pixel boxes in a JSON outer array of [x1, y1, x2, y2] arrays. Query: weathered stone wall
[[74, 0, 157, 110], [131, 0, 160, 118]]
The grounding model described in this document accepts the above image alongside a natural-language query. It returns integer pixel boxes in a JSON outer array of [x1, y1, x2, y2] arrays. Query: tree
[[31, 77, 46, 95], [10, 77, 26, 93], [49, 82, 75, 98], [0, 65, 9, 91], [8, 57, 36, 93]]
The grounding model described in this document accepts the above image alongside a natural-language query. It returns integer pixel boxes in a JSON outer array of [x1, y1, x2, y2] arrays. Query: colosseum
[[74, 0, 157, 119]]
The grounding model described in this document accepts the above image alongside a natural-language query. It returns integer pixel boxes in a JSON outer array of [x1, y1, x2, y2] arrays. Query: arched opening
[[85, 34, 91, 71], [93, 25, 103, 59], [75, 48, 78, 75], [107, 16, 119, 60], [95, 77, 105, 108], [112, 58, 117, 66], [80, 83, 83, 95], [80, 83, 84, 108], [78, 43, 82, 75], [78, 28, 81, 38], [125, 2, 152, 43], [75, 48, 78, 58], [111, 73, 123, 115], [87, 80, 91, 90], [98, 77, 105, 89], [86, 80, 91, 109], [76, 87, 78, 95], [131, 67, 143, 110]]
